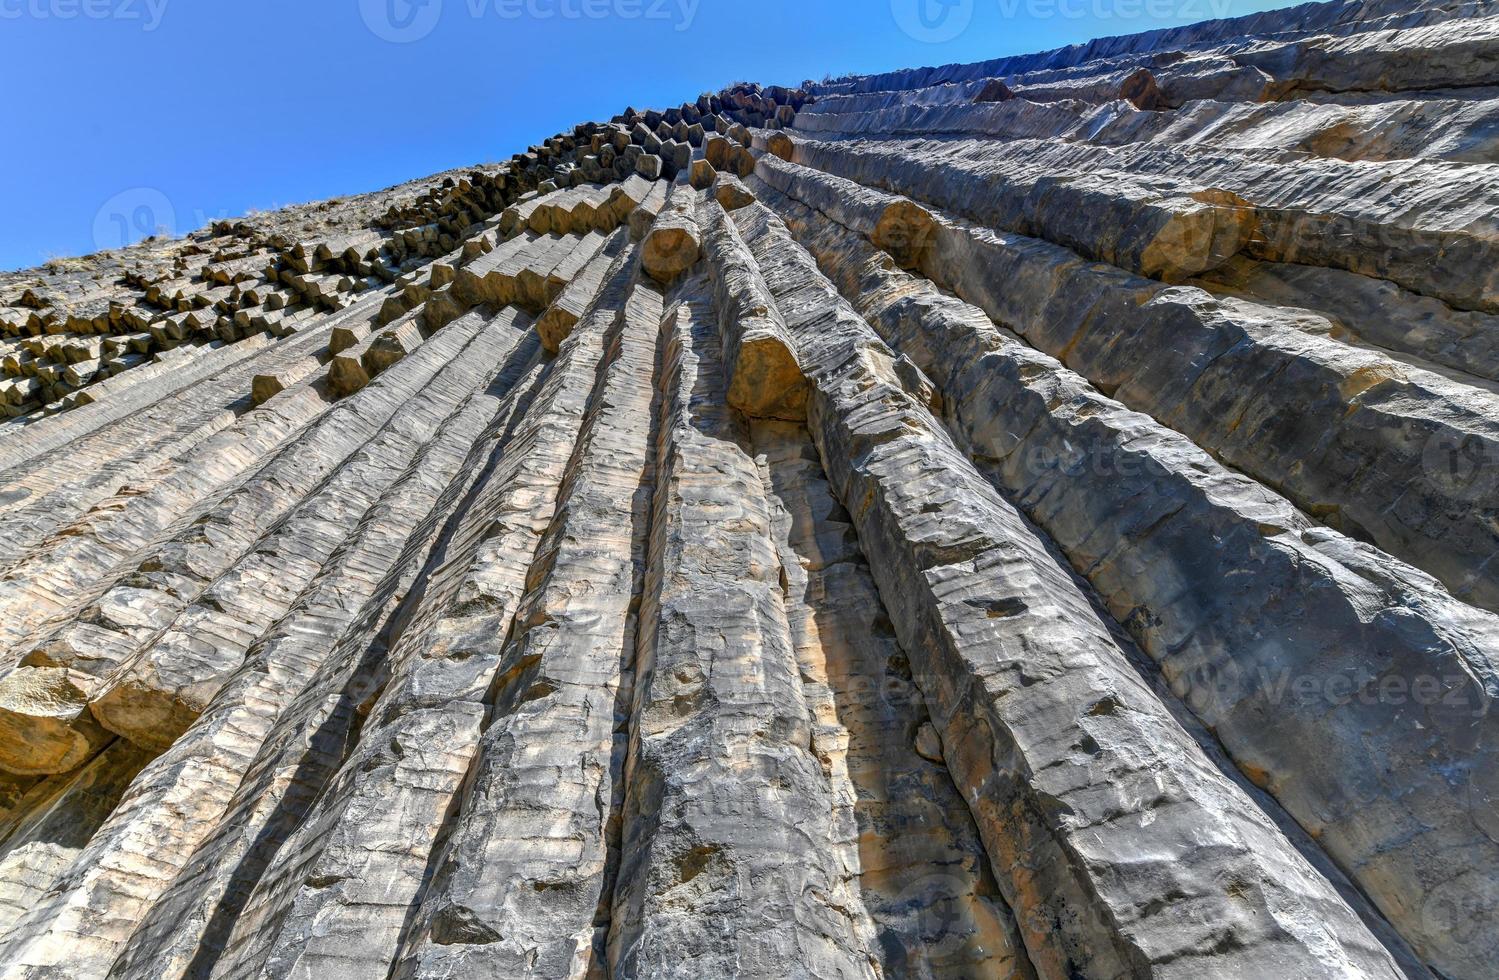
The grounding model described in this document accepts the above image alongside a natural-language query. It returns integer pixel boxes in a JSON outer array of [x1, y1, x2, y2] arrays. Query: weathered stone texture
[[401, 276, 662, 979], [0, 2, 1495, 977], [608, 280, 880, 980]]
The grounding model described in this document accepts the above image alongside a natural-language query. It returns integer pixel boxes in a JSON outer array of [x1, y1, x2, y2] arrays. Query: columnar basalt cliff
[[1, 0, 1497, 976]]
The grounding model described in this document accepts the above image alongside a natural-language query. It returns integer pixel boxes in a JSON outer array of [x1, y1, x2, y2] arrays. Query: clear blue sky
[[0, 0, 1303, 270]]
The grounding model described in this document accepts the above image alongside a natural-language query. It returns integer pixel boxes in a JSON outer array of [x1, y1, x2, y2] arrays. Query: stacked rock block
[[0, 0, 1497, 977]]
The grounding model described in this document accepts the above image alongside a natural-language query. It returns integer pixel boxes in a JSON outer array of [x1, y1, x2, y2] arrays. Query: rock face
[[1, 0, 1497, 976]]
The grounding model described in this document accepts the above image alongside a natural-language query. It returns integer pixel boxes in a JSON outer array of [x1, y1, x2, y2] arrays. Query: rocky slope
[[1, 0, 1497, 976]]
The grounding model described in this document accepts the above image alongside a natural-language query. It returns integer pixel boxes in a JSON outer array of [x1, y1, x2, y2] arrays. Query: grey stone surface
[[0, 3, 1495, 977], [751, 178, 1489, 978], [401, 276, 662, 979], [608, 279, 880, 980], [734, 199, 1413, 980]]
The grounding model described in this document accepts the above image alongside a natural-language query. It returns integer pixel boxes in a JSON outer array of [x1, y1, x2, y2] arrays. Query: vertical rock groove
[[751, 417, 1036, 980], [608, 279, 880, 980]]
